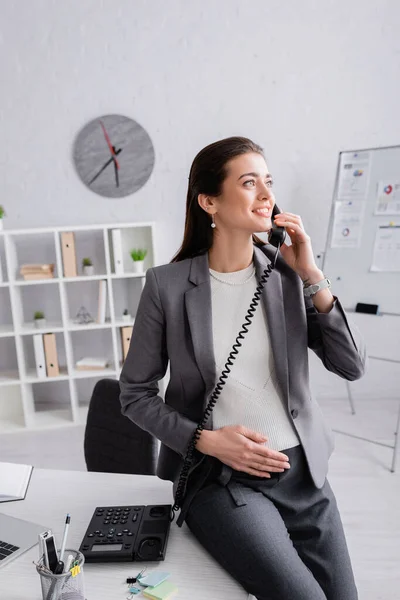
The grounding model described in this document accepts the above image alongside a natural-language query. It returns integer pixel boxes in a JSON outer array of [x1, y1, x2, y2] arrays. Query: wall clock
[[73, 114, 155, 198]]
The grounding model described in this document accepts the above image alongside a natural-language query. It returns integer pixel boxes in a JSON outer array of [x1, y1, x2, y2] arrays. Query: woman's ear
[[197, 193, 207, 211], [198, 193, 217, 214]]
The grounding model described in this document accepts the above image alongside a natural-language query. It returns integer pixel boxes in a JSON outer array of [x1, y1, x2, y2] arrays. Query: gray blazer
[[119, 244, 366, 489]]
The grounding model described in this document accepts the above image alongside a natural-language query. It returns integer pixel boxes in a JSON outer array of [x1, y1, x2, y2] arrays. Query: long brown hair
[[170, 136, 267, 263]]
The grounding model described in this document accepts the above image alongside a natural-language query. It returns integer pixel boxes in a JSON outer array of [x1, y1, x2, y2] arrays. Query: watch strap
[[303, 277, 331, 297]]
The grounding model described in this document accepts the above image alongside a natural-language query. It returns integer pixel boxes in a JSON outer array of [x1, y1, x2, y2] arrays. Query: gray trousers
[[184, 445, 358, 600]]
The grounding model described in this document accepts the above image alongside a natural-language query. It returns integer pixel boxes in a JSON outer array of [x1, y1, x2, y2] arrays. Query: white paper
[[0, 461, 33, 502], [76, 357, 109, 368], [330, 200, 365, 248], [370, 225, 400, 272], [375, 181, 400, 215], [337, 151, 371, 199]]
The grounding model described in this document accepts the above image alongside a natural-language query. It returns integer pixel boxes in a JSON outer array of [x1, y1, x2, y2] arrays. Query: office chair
[[84, 378, 158, 475]]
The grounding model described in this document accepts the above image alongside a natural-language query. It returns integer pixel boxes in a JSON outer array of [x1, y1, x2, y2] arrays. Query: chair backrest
[[84, 378, 158, 475]]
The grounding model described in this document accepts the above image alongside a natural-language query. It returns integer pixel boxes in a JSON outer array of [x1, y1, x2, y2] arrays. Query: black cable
[[171, 245, 280, 517]]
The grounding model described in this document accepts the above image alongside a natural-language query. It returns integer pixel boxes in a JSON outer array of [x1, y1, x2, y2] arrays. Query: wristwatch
[[303, 278, 331, 297]]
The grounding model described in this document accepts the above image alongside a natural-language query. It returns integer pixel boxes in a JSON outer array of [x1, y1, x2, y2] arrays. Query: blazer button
[[291, 409, 299, 419]]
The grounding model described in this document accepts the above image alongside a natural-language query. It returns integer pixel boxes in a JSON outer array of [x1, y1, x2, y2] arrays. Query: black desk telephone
[[172, 204, 286, 520], [79, 504, 171, 563]]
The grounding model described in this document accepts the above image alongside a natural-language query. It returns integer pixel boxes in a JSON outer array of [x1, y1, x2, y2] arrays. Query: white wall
[[1, 0, 400, 399], [1, 0, 399, 260]]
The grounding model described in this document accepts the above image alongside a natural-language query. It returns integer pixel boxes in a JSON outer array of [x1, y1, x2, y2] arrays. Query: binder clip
[[126, 567, 146, 585], [126, 568, 147, 597]]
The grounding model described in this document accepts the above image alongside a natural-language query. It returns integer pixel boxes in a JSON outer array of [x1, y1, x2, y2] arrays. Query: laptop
[[0, 513, 47, 569]]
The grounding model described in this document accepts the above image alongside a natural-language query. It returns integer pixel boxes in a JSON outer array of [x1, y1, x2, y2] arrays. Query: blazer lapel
[[253, 245, 289, 403], [184, 253, 217, 398], [184, 245, 290, 405]]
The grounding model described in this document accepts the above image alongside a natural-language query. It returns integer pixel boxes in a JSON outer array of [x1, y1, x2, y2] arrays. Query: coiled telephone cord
[[171, 245, 279, 520]]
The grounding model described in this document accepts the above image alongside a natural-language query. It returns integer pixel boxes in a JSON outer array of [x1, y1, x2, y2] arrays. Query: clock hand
[[113, 158, 119, 187], [88, 148, 122, 185], [100, 121, 120, 170]]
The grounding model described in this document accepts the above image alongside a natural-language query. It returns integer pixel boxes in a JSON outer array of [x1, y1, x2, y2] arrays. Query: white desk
[[0, 468, 247, 600]]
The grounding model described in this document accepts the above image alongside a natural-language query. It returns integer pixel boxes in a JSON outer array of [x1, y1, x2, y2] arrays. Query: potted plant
[[82, 257, 94, 276], [34, 311, 46, 328], [122, 308, 132, 323], [0, 205, 5, 231], [130, 248, 147, 273]]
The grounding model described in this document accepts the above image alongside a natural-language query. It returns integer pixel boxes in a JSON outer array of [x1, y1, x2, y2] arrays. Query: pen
[[64, 554, 74, 574], [59, 514, 70, 565]]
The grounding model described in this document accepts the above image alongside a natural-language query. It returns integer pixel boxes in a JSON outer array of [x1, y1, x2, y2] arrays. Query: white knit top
[[208, 261, 300, 451]]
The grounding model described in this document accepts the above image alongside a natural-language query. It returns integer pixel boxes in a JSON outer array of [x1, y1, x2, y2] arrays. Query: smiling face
[[211, 152, 276, 234]]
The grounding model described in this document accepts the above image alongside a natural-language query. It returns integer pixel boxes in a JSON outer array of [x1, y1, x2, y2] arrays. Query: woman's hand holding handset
[[196, 425, 290, 477], [271, 209, 334, 313]]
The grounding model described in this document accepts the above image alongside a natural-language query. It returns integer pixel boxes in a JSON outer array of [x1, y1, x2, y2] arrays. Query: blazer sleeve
[[306, 295, 367, 381], [119, 268, 198, 457]]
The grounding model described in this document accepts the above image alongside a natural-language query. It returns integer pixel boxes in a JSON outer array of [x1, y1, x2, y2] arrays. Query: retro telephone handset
[[171, 204, 286, 520]]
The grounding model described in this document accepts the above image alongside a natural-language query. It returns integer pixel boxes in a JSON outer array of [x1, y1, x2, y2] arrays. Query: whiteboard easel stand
[[333, 355, 400, 473]]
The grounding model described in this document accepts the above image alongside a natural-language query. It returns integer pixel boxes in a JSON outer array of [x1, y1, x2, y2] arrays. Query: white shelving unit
[[0, 222, 157, 433]]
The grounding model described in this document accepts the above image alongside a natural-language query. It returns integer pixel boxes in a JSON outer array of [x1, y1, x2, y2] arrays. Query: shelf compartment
[[0, 338, 19, 383], [0, 287, 13, 334], [108, 226, 154, 275], [0, 370, 20, 386], [28, 380, 73, 426], [70, 328, 115, 373], [112, 278, 143, 323], [8, 231, 59, 281], [0, 385, 25, 431], [21, 332, 67, 379], [18, 282, 63, 327], [64, 279, 109, 325], [60, 228, 107, 278]]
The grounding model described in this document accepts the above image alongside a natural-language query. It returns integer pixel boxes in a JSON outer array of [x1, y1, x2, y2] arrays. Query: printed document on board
[[370, 225, 400, 272], [337, 151, 371, 200], [330, 200, 365, 248], [374, 181, 400, 215]]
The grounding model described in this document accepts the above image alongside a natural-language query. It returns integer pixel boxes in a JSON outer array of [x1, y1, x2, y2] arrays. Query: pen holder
[[36, 549, 85, 600]]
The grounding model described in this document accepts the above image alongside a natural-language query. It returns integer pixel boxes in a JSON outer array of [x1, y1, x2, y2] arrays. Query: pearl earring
[[205, 207, 216, 228]]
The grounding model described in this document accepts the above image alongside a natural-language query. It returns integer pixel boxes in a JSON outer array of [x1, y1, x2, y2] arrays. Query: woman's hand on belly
[[196, 425, 291, 477]]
